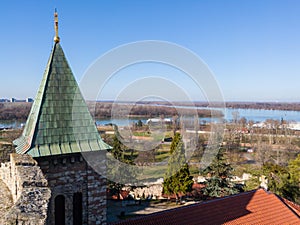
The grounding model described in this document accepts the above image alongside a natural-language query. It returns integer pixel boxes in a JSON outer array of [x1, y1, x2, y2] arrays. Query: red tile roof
[[110, 189, 300, 225], [281, 198, 300, 217]]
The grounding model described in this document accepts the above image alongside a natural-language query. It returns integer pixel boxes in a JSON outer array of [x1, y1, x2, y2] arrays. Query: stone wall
[[0, 153, 51, 225], [36, 151, 107, 225], [0, 179, 13, 223], [0, 142, 15, 163], [0, 150, 107, 225], [132, 184, 163, 199]]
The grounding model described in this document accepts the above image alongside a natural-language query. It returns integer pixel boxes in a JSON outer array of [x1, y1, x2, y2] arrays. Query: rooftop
[[110, 189, 300, 225]]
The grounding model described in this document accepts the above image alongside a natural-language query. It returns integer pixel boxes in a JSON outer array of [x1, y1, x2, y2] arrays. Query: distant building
[[26, 97, 34, 102], [9, 98, 26, 103], [0, 98, 33, 103], [0, 99, 10, 102], [146, 118, 172, 124]]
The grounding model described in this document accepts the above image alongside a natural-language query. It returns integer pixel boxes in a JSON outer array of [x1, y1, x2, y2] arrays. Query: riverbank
[[0, 102, 218, 121], [2, 101, 300, 126]]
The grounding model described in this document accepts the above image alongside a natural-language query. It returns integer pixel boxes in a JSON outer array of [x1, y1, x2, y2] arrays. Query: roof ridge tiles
[[276, 195, 300, 218]]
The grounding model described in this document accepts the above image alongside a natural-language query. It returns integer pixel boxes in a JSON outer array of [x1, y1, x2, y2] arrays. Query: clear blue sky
[[1, 0, 300, 102]]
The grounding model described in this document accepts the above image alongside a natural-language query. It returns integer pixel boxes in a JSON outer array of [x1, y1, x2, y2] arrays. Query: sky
[[1, 0, 300, 102]]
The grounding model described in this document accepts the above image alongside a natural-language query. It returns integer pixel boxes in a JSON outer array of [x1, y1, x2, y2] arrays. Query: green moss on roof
[[14, 43, 111, 157]]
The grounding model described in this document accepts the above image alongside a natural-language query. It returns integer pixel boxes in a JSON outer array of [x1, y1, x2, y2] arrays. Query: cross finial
[[54, 9, 60, 43]]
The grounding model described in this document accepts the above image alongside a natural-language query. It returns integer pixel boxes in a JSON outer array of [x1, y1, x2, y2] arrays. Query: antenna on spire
[[54, 8, 60, 43]]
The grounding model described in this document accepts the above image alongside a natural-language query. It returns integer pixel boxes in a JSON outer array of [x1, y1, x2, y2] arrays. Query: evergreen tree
[[201, 148, 240, 198], [263, 160, 300, 203], [288, 153, 300, 185], [163, 133, 194, 200], [111, 130, 125, 162], [107, 125, 136, 200], [262, 163, 290, 194], [243, 167, 261, 191], [288, 154, 300, 203]]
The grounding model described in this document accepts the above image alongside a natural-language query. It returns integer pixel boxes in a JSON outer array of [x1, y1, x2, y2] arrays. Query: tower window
[[73, 192, 83, 225], [55, 195, 65, 225]]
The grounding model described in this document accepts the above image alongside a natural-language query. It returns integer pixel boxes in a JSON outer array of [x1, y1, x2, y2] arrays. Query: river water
[[2, 107, 300, 129], [221, 107, 300, 123], [96, 107, 300, 126]]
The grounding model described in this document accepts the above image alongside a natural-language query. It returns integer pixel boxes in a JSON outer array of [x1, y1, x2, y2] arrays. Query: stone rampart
[[0, 153, 51, 225], [132, 184, 163, 199], [0, 142, 15, 163]]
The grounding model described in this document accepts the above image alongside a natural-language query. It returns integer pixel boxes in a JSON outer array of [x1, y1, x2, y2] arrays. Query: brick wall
[[36, 151, 107, 225]]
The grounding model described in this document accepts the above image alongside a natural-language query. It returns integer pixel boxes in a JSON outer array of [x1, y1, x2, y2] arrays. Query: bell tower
[[14, 10, 110, 225]]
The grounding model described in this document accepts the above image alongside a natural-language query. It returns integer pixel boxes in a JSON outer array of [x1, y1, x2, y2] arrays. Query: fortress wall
[[0, 143, 15, 163], [0, 151, 107, 225], [0, 153, 51, 225], [132, 184, 163, 199]]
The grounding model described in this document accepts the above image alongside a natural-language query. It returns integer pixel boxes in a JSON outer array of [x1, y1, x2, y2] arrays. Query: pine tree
[[263, 159, 300, 203], [288, 153, 300, 185], [107, 125, 136, 200], [287, 154, 300, 203], [163, 133, 194, 200], [201, 147, 240, 198]]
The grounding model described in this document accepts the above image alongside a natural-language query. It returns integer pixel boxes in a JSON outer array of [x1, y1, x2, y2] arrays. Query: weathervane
[[54, 9, 60, 43]]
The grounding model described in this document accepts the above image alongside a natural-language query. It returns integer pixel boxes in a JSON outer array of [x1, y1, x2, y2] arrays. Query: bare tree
[[255, 142, 272, 166]]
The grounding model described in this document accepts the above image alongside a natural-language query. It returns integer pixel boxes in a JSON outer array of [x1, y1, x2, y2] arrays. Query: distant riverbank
[[2, 102, 300, 128], [138, 101, 300, 111], [0, 102, 219, 121]]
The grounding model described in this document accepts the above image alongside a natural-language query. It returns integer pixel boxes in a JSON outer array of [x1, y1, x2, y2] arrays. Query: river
[[2, 107, 300, 129]]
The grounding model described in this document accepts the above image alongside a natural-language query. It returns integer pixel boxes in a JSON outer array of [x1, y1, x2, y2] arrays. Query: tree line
[[0, 103, 32, 120], [0, 102, 216, 120], [137, 101, 300, 111], [2, 101, 300, 121]]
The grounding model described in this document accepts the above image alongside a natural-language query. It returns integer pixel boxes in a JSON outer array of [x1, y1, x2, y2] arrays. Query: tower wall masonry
[[35, 151, 107, 225]]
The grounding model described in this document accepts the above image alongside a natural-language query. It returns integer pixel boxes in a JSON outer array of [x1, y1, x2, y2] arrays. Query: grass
[[189, 165, 200, 177], [155, 147, 170, 161], [136, 164, 168, 181], [117, 137, 202, 180], [155, 153, 170, 161], [132, 131, 151, 137]]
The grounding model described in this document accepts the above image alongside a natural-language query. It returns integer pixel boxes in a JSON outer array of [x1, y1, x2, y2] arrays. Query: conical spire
[[13, 13, 111, 157]]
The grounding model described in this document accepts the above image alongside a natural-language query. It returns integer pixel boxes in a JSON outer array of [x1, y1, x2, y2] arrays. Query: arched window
[[55, 195, 65, 225], [73, 192, 83, 225]]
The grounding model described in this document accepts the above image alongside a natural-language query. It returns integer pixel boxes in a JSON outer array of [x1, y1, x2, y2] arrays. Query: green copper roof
[[13, 43, 111, 157]]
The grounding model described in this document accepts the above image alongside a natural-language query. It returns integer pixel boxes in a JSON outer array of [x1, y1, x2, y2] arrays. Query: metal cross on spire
[[54, 9, 60, 43]]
